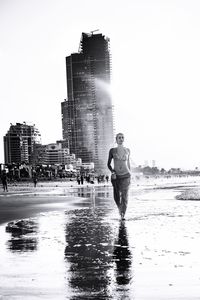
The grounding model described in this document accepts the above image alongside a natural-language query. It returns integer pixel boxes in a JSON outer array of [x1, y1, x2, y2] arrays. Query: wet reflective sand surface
[[1, 181, 200, 299]]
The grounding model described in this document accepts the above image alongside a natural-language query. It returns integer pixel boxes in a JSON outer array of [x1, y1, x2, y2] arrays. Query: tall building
[[4, 122, 41, 164], [61, 32, 114, 173]]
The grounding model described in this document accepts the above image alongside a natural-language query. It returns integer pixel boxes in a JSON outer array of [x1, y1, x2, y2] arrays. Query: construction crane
[[78, 30, 100, 52], [90, 29, 99, 35]]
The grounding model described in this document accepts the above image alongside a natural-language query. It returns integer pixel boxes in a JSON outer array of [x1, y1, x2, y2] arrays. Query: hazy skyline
[[1, 0, 200, 170]]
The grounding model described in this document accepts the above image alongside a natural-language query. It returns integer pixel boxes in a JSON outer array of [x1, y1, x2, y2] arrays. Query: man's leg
[[111, 178, 121, 209], [120, 177, 131, 218]]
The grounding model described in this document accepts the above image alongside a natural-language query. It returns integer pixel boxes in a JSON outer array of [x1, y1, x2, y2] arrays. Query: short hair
[[115, 133, 124, 140]]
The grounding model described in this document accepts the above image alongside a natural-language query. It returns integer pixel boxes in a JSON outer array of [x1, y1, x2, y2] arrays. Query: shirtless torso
[[108, 147, 131, 176]]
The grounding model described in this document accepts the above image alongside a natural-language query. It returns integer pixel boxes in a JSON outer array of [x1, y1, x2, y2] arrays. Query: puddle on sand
[[0, 189, 134, 300]]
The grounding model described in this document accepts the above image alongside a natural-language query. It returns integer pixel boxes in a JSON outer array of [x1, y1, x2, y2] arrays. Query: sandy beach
[[0, 180, 86, 225], [1, 175, 199, 225], [0, 176, 200, 299]]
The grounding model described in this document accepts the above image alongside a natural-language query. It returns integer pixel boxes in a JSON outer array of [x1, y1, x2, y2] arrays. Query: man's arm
[[107, 148, 115, 173]]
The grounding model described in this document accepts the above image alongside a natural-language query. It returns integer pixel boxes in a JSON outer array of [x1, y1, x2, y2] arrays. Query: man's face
[[116, 135, 124, 145]]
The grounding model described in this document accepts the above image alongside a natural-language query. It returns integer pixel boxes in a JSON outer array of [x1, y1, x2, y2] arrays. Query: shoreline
[[1, 175, 200, 226], [1, 176, 200, 299]]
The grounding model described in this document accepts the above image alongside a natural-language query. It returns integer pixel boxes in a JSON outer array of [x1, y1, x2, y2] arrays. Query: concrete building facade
[[32, 140, 82, 169], [42, 142, 70, 165], [61, 32, 114, 173], [4, 122, 41, 164]]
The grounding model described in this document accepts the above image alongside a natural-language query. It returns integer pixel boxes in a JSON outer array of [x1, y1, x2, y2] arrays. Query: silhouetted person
[[32, 171, 38, 187], [1, 170, 8, 192], [80, 175, 84, 185], [77, 175, 81, 185]]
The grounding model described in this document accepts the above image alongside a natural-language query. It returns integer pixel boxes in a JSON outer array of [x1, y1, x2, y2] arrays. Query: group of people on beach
[[77, 174, 109, 185], [0, 132, 131, 220]]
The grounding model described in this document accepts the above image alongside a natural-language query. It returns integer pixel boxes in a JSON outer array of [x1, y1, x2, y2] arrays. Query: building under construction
[[61, 31, 114, 173]]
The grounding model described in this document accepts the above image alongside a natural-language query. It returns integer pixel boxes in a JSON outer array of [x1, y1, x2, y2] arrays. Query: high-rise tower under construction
[[61, 32, 114, 173]]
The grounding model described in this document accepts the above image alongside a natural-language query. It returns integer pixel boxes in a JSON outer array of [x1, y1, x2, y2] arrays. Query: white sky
[[1, 0, 200, 170]]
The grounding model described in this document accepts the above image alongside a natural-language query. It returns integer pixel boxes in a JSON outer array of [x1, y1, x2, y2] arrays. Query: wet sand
[[0, 181, 97, 225], [0, 177, 200, 299], [1, 176, 199, 225]]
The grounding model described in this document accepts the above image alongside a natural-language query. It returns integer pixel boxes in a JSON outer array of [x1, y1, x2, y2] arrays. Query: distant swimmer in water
[[107, 133, 131, 219]]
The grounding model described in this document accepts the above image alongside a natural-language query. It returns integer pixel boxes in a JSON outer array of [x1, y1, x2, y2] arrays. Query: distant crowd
[[76, 174, 109, 185], [0, 168, 110, 192]]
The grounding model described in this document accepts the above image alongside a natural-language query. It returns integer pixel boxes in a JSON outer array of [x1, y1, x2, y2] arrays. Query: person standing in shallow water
[[107, 133, 131, 219]]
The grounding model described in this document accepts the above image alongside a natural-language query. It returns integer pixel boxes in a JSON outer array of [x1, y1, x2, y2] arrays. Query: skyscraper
[[61, 32, 114, 173], [4, 122, 41, 164]]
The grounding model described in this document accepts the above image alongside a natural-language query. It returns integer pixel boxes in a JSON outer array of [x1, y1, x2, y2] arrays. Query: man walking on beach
[[1, 170, 8, 192], [32, 170, 38, 188]]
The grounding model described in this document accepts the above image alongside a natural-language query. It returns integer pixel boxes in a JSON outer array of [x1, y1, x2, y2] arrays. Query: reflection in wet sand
[[113, 220, 133, 299], [1, 181, 200, 299], [0, 187, 135, 299], [113, 220, 132, 285], [6, 219, 38, 252], [64, 208, 114, 299], [64, 206, 134, 299]]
